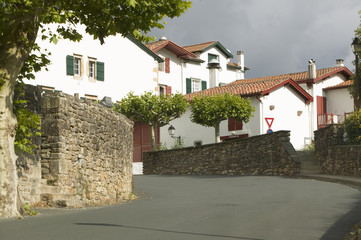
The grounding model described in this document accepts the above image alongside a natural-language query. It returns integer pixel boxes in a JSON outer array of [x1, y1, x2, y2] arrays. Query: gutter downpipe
[[256, 96, 263, 134]]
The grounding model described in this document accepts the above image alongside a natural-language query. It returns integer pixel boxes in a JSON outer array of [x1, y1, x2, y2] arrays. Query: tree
[[114, 92, 187, 151], [190, 93, 255, 143], [350, 11, 361, 110], [0, 0, 191, 218]]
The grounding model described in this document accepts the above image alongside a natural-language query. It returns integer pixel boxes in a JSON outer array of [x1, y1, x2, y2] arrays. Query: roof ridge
[[182, 41, 217, 48]]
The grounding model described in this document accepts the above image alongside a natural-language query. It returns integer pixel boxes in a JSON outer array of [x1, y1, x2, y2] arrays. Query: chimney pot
[[336, 59, 344, 67], [308, 59, 317, 79]]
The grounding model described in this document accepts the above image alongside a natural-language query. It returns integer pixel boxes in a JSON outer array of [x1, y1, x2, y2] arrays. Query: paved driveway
[[1, 176, 361, 240]]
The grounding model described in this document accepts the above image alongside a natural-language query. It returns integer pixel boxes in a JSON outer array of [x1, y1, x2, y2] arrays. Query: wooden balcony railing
[[317, 112, 351, 129]]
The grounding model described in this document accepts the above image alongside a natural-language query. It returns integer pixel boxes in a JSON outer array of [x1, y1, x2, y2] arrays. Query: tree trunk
[[0, 18, 39, 218], [150, 125, 157, 151], [215, 123, 221, 143], [0, 74, 20, 218]]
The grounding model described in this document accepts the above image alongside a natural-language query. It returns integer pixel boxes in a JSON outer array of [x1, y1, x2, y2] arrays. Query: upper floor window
[[186, 78, 207, 94], [66, 55, 104, 81], [158, 57, 170, 73], [89, 60, 96, 79]]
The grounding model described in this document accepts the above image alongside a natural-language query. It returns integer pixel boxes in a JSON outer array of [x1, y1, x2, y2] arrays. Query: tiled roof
[[324, 80, 353, 90], [229, 66, 352, 85], [182, 41, 217, 53], [145, 40, 197, 59], [185, 77, 313, 103]]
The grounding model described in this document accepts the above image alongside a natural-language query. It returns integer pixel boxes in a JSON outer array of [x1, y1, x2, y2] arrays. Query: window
[[159, 85, 172, 96], [158, 57, 170, 73], [66, 55, 104, 81], [66, 55, 83, 77], [208, 53, 219, 62], [186, 78, 207, 94], [74, 57, 82, 76], [89, 60, 96, 79], [228, 118, 243, 131]]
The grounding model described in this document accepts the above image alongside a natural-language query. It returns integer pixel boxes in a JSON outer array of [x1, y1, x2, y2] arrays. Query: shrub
[[343, 110, 361, 144]]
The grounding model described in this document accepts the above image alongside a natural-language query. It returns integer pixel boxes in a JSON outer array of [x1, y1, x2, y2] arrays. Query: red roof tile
[[185, 77, 313, 103], [146, 40, 196, 59], [229, 66, 352, 85], [182, 41, 217, 53]]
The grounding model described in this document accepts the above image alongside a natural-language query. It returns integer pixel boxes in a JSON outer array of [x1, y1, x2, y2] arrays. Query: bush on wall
[[344, 110, 361, 144]]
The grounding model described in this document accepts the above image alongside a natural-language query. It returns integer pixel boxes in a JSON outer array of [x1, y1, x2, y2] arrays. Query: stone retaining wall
[[16, 85, 134, 206], [143, 131, 300, 176], [315, 125, 361, 176]]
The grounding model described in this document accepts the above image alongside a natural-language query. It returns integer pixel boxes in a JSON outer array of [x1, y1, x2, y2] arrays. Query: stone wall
[[144, 131, 300, 176], [16, 85, 43, 204], [16, 85, 134, 206], [315, 124, 361, 176]]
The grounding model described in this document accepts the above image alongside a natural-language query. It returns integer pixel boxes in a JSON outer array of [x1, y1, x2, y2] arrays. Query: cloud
[[150, 0, 360, 78]]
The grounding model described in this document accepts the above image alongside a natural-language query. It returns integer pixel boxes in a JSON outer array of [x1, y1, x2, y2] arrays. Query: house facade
[[161, 60, 353, 150]]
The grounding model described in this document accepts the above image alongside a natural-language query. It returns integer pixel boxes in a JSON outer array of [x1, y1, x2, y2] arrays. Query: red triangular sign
[[265, 118, 274, 128]]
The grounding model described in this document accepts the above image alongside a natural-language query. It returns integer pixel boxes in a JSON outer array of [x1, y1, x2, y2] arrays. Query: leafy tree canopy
[[190, 93, 254, 128], [190, 93, 254, 143], [114, 91, 187, 150]]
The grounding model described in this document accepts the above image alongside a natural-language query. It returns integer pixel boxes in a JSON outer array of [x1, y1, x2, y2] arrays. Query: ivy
[[13, 83, 41, 154]]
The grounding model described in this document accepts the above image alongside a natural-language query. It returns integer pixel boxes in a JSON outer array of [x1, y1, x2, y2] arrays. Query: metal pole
[[356, 53, 360, 110]]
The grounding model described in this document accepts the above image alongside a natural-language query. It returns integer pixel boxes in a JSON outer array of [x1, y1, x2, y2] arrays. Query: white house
[[26, 24, 163, 101], [161, 60, 353, 150], [146, 38, 246, 95]]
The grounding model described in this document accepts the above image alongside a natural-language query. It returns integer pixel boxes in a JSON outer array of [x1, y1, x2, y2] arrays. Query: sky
[[150, 0, 361, 78]]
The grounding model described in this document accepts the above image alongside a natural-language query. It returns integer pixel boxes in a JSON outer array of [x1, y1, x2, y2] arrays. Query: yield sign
[[265, 118, 274, 128]]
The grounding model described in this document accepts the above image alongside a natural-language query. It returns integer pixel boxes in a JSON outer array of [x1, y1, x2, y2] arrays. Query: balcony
[[317, 112, 351, 129]]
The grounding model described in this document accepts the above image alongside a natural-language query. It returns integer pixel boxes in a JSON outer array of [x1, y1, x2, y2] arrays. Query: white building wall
[[25, 24, 157, 102], [259, 86, 311, 149], [156, 49, 183, 94], [326, 88, 354, 117]]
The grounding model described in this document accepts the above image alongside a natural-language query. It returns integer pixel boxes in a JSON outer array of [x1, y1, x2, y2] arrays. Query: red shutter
[[166, 86, 172, 96], [317, 96, 327, 114], [228, 118, 242, 131], [133, 122, 161, 162], [165, 58, 170, 73]]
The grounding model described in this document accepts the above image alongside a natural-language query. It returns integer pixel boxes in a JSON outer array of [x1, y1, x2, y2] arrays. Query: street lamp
[[351, 37, 361, 110], [168, 125, 181, 144]]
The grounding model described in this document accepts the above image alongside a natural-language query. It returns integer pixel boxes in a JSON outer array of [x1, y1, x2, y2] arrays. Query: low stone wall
[[144, 131, 300, 176], [16, 85, 134, 206], [315, 125, 361, 176]]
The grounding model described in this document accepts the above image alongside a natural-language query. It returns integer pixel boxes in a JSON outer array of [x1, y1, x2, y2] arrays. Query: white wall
[[326, 88, 354, 117], [25, 24, 157, 102], [156, 49, 183, 94], [259, 86, 311, 149]]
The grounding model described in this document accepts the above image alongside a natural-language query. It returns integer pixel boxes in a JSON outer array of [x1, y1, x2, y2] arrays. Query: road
[[1, 176, 361, 240]]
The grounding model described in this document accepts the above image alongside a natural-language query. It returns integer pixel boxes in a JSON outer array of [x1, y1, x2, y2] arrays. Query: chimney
[[336, 59, 344, 67], [308, 59, 317, 79], [237, 51, 245, 79], [159, 36, 167, 41]]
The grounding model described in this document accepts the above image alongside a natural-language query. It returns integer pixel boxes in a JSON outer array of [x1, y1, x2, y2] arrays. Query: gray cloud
[[150, 0, 360, 78]]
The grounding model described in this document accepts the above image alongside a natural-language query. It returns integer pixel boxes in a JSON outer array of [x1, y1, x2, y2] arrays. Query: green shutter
[[202, 80, 207, 90], [97, 61, 104, 81], [66, 55, 74, 75], [186, 78, 192, 94]]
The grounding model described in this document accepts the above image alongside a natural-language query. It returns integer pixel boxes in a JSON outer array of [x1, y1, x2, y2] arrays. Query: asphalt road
[[1, 175, 361, 240]]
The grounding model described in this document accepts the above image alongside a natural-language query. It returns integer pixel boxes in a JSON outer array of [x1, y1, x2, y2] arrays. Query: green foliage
[[14, 83, 41, 154], [190, 93, 255, 128], [114, 91, 187, 150], [301, 141, 315, 151], [158, 142, 168, 151], [114, 91, 188, 127], [171, 138, 185, 149], [23, 203, 37, 216], [343, 110, 361, 144]]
